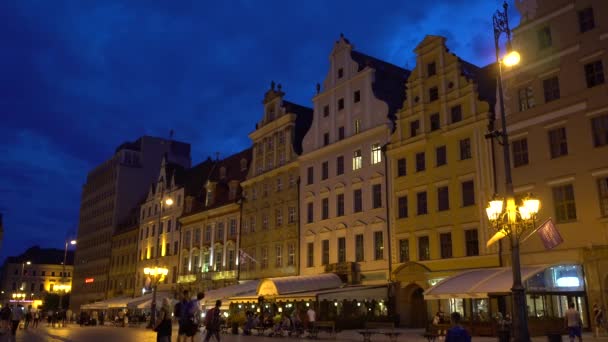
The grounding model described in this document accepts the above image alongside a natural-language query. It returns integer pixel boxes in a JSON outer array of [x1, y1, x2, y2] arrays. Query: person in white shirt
[[565, 302, 583, 342], [306, 307, 316, 333]]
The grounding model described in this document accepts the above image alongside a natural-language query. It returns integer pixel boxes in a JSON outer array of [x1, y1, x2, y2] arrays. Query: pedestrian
[[24, 306, 32, 329], [155, 297, 173, 342], [566, 302, 583, 342], [204, 300, 222, 342], [176, 290, 191, 342], [306, 306, 316, 335], [593, 303, 604, 338], [445, 312, 471, 342], [10, 305, 24, 337], [33, 310, 40, 328], [0, 303, 11, 334]]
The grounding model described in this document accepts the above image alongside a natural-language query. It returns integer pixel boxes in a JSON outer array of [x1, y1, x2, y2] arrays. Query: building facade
[[107, 219, 138, 299], [498, 0, 608, 321], [73, 136, 190, 310], [299, 35, 408, 285], [239, 83, 312, 280], [179, 149, 251, 292], [387, 35, 499, 327]]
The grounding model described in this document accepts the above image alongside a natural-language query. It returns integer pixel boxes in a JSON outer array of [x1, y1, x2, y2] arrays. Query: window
[[353, 149, 362, 170], [278, 131, 285, 145], [451, 105, 462, 123], [167, 220, 172, 232], [436, 145, 446, 166], [372, 184, 382, 209], [459, 138, 471, 160], [338, 126, 345, 140], [338, 237, 346, 263], [338, 98, 344, 110], [307, 203, 314, 223], [354, 90, 361, 103], [417, 191, 428, 215], [174, 241, 179, 255], [353, 189, 363, 213], [585, 61, 605, 88], [438, 186, 449, 211], [512, 138, 529, 167], [418, 236, 430, 261], [440, 233, 453, 258], [217, 222, 225, 240], [275, 245, 282, 267], [261, 246, 268, 269], [288, 243, 295, 266], [288, 207, 296, 224], [518, 86, 535, 111], [374, 231, 384, 260], [548, 127, 568, 158], [553, 184, 577, 222], [543, 77, 560, 102], [337, 156, 344, 175], [323, 133, 329, 146], [338, 68, 343, 78], [465, 229, 479, 256], [307, 243, 314, 267], [322, 240, 330, 265], [429, 87, 439, 101], [307, 166, 314, 185], [410, 120, 420, 137], [336, 194, 345, 217], [371, 143, 382, 164], [399, 239, 409, 262], [397, 158, 406, 176], [398, 196, 408, 218], [322, 198, 329, 220], [276, 208, 283, 226], [355, 234, 364, 262], [354, 119, 361, 134], [462, 180, 475, 207], [537, 26, 552, 49], [416, 152, 425, 172], [248, 250, 256, 271], [322, 161, 329, 180], [323, 105, 329, 117], [430, 113, 440, 131], [250, 217, 256, 232], [592, 114, 608, 147], [165, 242, 171, 256], [276, 177, 282, 192], [427, 62, 436, 77], [578, 7, 595, 33]]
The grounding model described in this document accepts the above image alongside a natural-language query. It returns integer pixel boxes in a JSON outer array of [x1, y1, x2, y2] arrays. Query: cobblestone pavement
[[2, 324, 608, 342]]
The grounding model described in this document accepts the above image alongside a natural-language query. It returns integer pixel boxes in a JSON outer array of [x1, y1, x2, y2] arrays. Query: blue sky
[[0, 0, 520, 260]]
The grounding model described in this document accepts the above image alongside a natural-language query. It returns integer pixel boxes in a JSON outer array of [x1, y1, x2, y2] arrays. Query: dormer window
[[206, 189, 213, 207], [240, 158, 248, 171], [228, 181, 238, 200], [219, 167, 226, 179], [267, 108, 275, 121], [338, 68, 344, 78], [427, 62, 436, 77]]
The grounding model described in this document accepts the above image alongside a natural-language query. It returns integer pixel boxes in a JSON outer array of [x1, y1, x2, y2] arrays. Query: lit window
[[354, 119, 361, 134], [353, 149, 362, 170], [371, 144, 382, 164]]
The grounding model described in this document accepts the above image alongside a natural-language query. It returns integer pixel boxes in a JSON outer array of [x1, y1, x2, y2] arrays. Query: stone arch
[[397, 282, 428, 328]]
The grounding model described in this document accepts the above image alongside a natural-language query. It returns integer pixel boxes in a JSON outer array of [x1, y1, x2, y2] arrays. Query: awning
[[132, 292, 176, 309], [202, 280, 260, 308], [80, 296, 134, 310], [317, 285, 388, 302], [424, 265, 551, 299], [257, 274, 343, 296]]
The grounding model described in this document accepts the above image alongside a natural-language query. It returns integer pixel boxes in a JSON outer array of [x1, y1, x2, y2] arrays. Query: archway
[[398, 283, 428, 328]]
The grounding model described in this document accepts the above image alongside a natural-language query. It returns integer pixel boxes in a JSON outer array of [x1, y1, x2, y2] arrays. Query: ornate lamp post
[[12, 292, 26, 305], [144, 266, 168, 328]]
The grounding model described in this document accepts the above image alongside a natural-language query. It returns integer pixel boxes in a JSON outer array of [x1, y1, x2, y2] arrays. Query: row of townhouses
[[72, 0, 608, 328]]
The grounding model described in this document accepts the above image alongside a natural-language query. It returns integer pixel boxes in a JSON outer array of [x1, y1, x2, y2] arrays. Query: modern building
[[387, 35, 499, 327], [239, 83, 312, 280], [107, 213, 139, 299], [0, 246, 74, 305], [178, 149, 251, 292], [72, 136, 190, 311], [299, 35, 409, 285], [496, 0, 608, 323]]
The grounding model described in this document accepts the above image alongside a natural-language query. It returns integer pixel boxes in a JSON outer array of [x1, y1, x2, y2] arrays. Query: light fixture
[[70, 240, 77, 245], [503, 51, 521, 67], [165, 198, 174, 206]]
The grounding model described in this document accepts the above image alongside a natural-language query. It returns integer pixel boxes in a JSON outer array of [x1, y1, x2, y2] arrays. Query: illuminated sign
[[85, 278, 94, 284]]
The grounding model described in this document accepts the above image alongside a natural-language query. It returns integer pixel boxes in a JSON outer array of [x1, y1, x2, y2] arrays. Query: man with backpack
[[204, 300, 222, 342], [445, 312, 471, 342]]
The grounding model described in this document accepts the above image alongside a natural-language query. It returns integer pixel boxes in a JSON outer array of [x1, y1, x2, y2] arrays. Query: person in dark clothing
[[445, 312, 471, 342], [204, 300, 222, 342]]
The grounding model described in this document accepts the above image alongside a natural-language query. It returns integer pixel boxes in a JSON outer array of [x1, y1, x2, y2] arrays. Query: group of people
[[241, 307, 315, 337], [154, 290, 218, 342], [0, 304, 41, 337]]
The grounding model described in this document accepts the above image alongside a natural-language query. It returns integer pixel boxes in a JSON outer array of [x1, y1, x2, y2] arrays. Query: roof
[[283, 100, 313, 155], [5, 246, 74, 266], [350, 50, 410, 122]]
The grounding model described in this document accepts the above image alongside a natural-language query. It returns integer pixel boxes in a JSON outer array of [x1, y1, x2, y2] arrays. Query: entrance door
[[410, 287, 427, 328]]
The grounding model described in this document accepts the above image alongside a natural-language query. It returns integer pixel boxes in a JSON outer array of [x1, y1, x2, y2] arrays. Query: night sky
[[0, 0, 519, 260]]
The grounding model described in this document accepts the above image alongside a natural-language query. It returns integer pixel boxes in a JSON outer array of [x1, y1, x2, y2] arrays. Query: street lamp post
[[19, 261, 31, 294], [490, 2, 529, 341], [59, 239, 76, 310], [144, 266, 168, 328]]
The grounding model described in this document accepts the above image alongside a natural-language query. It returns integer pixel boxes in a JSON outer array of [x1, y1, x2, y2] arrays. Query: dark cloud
[[0, 0, 518, 259]]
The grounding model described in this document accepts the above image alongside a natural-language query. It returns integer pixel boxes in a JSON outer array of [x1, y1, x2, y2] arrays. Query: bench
[[358, 322, 400, 342]]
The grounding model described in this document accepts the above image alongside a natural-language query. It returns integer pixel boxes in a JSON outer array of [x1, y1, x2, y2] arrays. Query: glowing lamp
[[486, 199, 504, 221], [503, 51, 520, 67]]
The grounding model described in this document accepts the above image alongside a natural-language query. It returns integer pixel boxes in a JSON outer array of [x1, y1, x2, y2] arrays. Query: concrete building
[[107, 215, 139, 299], [387, 35, 498, 327], [72, 136, 190, 311], [239, 83, 312, 280], [179, 149, 251, 292], [497, 0, 608, 323], [0, 246, 74, 306], [299, 35, 409, 285]]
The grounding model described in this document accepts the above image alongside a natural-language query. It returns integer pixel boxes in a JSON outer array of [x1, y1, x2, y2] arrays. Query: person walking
[[566, 302, 583, 342], [154, 297, 173, 342], [24, 306, 32, 329], [0, 304, 11, 334], [204, 300, 222, 342], [176, 290, 190, 342], [306, 306, 316, 336], [33, 310, 40, 328], [445, 312, 471, 342], [10, 305, 24, 338], [593, 303, 604, 338]]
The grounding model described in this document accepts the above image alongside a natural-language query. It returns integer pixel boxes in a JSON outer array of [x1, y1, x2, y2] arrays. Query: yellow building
[[107, 219, 138, 299], [387, 35, 499, 327], [496, 0, 608, 322], [239, 83, 312, 280], [178, 149, 251, 292]]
